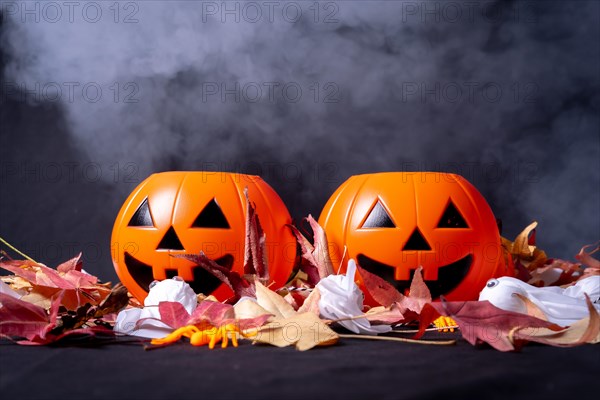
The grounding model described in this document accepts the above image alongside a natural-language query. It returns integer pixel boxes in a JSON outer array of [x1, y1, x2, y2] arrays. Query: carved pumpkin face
[[111, 172, 296, 302], [319, 172, 513, 301]]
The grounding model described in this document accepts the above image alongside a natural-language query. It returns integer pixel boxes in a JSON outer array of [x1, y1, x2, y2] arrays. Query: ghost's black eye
[[486, 279, 499, 288], [192, 198, 230, 228], [361, 201, 395, 228], [128, 198, 155, 227], [437, 200, 468, 228]]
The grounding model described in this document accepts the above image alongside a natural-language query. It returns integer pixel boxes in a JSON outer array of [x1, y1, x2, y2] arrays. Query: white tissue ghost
[[115, 277, 197, 338], [479, 276, 600, 326], [317, 259, 391, 334]]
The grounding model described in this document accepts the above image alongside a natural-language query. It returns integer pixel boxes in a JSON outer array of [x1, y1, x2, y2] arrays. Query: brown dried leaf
[[399, 266, 432, 314], [1, 275, 32, 291], [0, 258, 111, 310], [255, 281, 296, 319], [502, 221, 548, 274], [512, 221, 538, 258], [177, 252, 255, 301], [288, 229, 320, 285], [576, 242, 600, 269], [513, 293, 549, 321], [417, 300, 561, 352], [283, 292, 301, 310], [364, 304, 405, 325], [243, 188, 269, 283], [306, 215, 335, 278], [94, 283, 129, 317], [234, 298, 273, 320], [56, 253, 83, 273], [514, 296, 600, 346], [356, 263, 403, 307], [188, 300, 236, 327], [252, 312, 338, 351], [288, 215, 334, 285], [297, 288, 321, 315]]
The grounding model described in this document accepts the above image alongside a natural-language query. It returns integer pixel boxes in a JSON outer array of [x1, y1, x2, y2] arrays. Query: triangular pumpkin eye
[[192, 198, 230, 228], [361, 201, 395, 228], [437, 200, 468, 228], [128, 198, 154, 227]]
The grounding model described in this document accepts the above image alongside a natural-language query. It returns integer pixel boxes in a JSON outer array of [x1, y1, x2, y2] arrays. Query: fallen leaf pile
[[1, 209, 598, 352], [0, 254, 128, 344], [503, 221, 599, 286]]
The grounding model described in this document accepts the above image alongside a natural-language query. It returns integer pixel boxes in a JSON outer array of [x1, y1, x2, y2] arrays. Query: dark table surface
[[1, 334, 599, 400]]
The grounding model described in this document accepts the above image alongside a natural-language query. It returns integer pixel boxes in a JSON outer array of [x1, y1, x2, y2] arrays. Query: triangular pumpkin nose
[[402, 228, 431, 251], [157, 226, 185, 250]]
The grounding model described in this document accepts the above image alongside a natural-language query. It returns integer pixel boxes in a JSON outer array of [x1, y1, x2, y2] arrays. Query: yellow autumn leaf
[[234, 297, 273, 320], [512, 221, 538, 257], [513, 297, 600, 346], [255, 281, 296, 319], [250, 312, 338, 351], [297, 287, 321, 315]]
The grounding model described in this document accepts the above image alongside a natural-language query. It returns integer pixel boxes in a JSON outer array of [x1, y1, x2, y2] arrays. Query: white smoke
[[1, 0, 599, 259]]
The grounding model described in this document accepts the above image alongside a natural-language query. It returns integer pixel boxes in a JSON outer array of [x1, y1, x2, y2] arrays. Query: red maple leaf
[[144, 300, 270, 332], [288, 215, 335, 286], [0, 254, 110, 310], [0, 292, 109, 345], [416, 299, 562, 351]]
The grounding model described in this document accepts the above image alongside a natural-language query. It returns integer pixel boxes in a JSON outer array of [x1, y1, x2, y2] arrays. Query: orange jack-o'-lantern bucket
[[111, 171, 296, 302], [319, 172, 513, 301]]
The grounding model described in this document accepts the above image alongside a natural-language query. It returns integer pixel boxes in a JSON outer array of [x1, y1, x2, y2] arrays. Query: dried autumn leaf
[[60, 303, 94, 330], [188, 300, 236, 327], [178, 252, 255, 301], [288, 215, 334, 284], [417, 300, 562, 352], [502, 221, 548, 273], [512, 221, 538, 258], [233, 298, 273, 320], [243, 188, 269, 283], [230, 300, 272, 329], [307, 215, 335, 278], [0, 291, 109, 345], [93, 283, 129, 318], [514, 296, 600, 346], [237, 314, 272, 331], [1, 274, 32, 292], [251, 312, 338, 351], [157, 301, 191, 329], [529, 258, 583, 286], [357, 264, 431, 319], [56, 253, 83, 273], [356, 263, 403, 307], [0, 292, 53, 341], [0, 257, 111, 310], [297, 288, 321, 315], [283, 291, 305, 310], [396, 266, 432, 315], [576, 242, 600, 269], [255, 281, 296, 319], [513, 293, 548, 321], [364, 304, 405, 325]]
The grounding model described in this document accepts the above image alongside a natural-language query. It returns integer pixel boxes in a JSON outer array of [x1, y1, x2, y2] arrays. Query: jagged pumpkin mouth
[[356, 253, 472, 298], [124, 252, 234, 295]]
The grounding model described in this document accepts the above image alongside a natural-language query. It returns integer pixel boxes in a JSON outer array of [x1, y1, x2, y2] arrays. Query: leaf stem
[[392, 326, 459, 334], [338, 333, 456, 345], [0, 236, 37, 263]]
